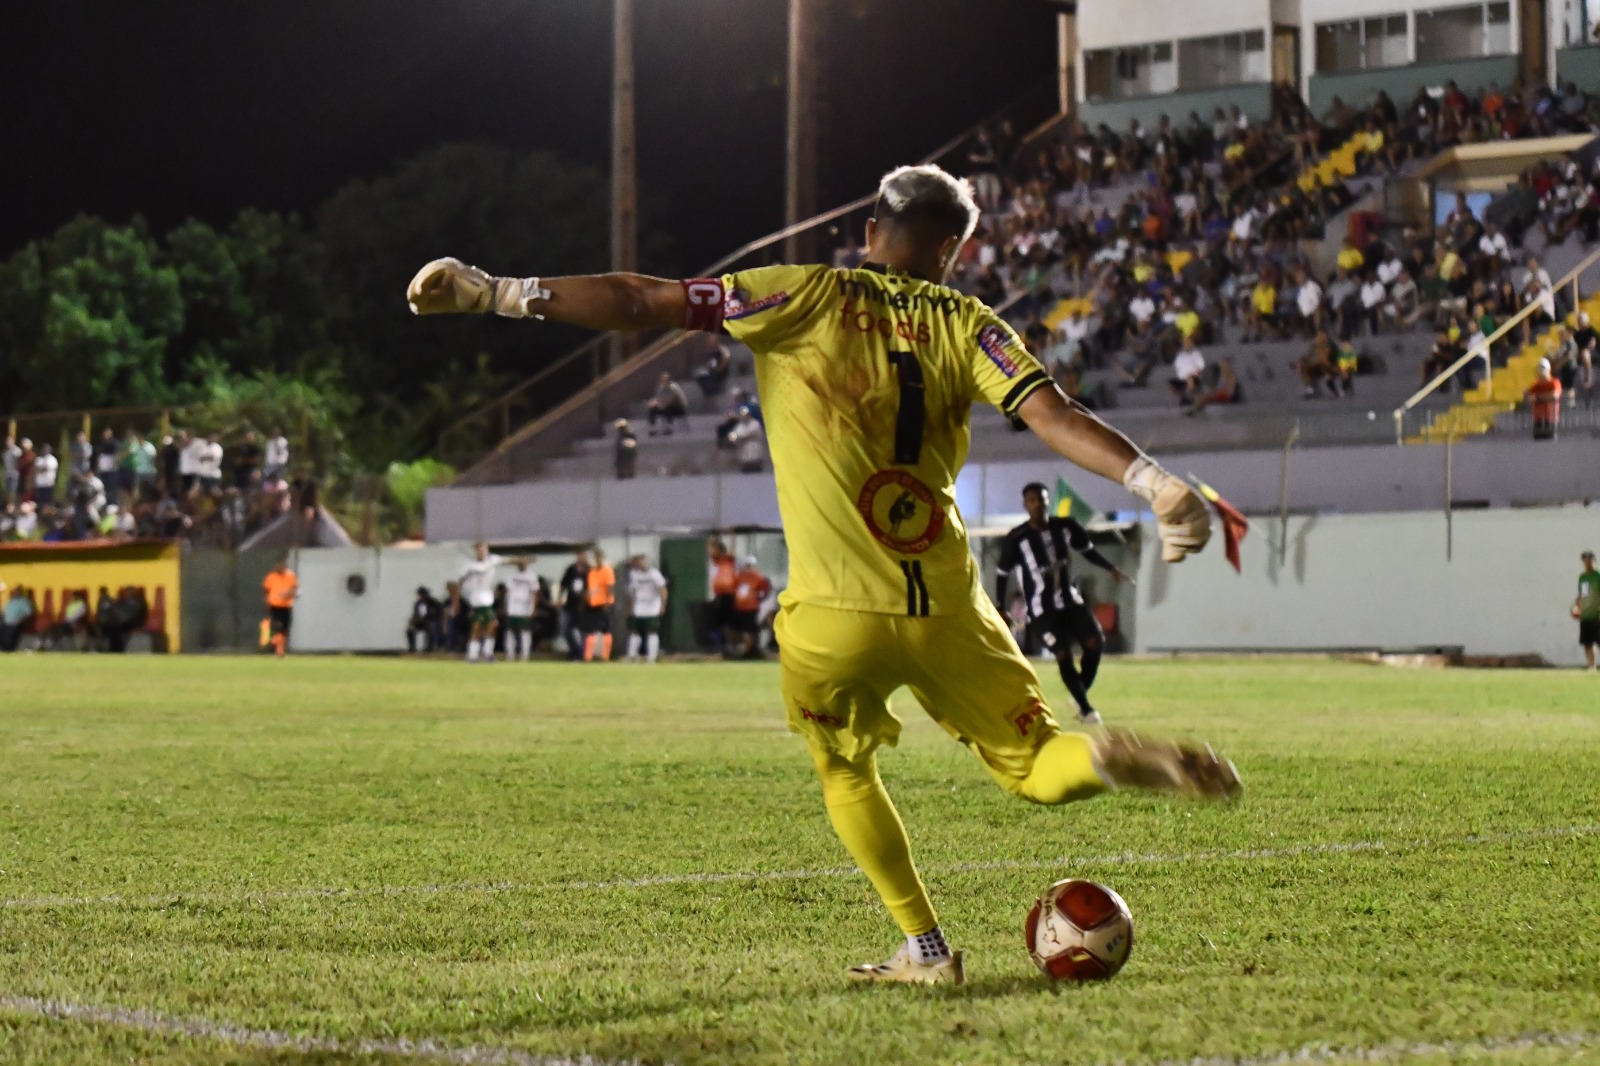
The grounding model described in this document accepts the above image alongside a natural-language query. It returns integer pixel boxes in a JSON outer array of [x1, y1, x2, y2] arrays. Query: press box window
[[1415, 2, 1513, 63], [1083, 42, 1176, 101], [1315, 14, 1407, 73], [1177, 31, 1267, 90]]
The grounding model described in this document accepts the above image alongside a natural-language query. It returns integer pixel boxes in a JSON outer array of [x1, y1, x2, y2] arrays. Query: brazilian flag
[[1053, 476, 1100, 523]]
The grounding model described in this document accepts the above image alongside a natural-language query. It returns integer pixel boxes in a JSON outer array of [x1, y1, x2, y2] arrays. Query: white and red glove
[[406, 257, 549, 318], [1124, 457, 1211, 563]]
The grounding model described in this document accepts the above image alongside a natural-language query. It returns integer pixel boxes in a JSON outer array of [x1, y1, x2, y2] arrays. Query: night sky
[[3, 0, 1056, 272]]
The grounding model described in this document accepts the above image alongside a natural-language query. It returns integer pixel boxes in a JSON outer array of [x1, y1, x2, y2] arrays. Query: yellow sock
[[1016, 731, 1109, 805], [809, 745, 937, 937]]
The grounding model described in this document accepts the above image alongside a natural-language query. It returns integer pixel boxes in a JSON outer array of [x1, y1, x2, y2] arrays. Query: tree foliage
[[384, 457, 457, 539], [0, 145, 616, 477], [0, 217, 184, 411]]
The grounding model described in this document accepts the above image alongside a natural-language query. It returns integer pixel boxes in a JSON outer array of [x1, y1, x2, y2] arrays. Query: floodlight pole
[[1057, 8, 1077, 117], [611, 0, 638, 372], [784, 0, 819, 264]]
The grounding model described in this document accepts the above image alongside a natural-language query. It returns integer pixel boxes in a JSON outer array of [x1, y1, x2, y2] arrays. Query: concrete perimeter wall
[[1132, 506, 1599, 666], [299, 506, 1598, 664], [427, 435, 1600, 544]]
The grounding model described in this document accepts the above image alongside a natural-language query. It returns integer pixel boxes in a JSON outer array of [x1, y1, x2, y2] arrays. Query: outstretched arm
[[1016, 384, 1210, 563], [407, 258, 692, 333], [1077, 545, 1124, 580], [1016, 384, 1140, 483], [994, 536, 1017, 606]]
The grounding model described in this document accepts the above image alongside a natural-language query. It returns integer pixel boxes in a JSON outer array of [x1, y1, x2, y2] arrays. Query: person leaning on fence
[[1527, 357, 1563, 440], [31, 443, 58, 505], [613, 418, 637, 480], [731, 408, 766, 474], [3, 436, 21, 505]]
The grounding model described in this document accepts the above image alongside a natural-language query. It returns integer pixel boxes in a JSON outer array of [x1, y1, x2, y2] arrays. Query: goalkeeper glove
[[406, 257, 550, 319], [1123, 457, 1211, 563]]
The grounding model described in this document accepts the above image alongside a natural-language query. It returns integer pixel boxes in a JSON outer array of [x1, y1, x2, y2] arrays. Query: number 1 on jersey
[[888, 350, 925, 465]]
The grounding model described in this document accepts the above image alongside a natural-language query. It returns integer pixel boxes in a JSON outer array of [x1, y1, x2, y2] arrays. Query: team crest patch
[[977, 323, 1022, 378], [856, 469, 946, 555]]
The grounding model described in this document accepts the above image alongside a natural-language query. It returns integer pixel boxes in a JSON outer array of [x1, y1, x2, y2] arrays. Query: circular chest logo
[[856, 470, 946, 555]]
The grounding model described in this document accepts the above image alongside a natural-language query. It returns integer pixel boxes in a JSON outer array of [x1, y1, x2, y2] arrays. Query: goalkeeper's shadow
[[849, 974, 1090, 999]]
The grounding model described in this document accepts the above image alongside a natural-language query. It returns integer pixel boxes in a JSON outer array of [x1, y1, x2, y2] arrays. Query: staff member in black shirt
[[996, 482, 1128, 725], [558, 549, 591, 661]]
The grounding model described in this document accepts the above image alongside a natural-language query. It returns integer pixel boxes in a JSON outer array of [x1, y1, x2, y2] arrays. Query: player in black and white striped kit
[[996, 482, 1128, 725]]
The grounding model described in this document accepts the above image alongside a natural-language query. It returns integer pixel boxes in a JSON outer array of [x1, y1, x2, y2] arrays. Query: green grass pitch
[[1, 655, 1598, 1065]]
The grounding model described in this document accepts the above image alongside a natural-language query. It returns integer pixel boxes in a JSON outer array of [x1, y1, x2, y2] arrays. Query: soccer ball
[[1025, 878, 1134, 980]]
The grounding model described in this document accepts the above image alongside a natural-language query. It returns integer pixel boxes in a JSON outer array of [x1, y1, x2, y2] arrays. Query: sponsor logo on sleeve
[[977, 323, 1023, 378], [726, 289, 790, 320]]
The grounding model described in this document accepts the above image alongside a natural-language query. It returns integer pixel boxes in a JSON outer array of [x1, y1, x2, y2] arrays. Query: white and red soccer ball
[[1025, 878, 1134, 980]]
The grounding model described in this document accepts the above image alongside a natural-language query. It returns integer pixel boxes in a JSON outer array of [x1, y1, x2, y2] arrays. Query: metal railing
[[1392, 244, 1600, 444]]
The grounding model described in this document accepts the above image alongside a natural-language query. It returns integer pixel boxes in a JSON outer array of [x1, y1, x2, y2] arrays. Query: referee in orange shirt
[[582, 549, 617, 662], [262, 556, 299, 658]]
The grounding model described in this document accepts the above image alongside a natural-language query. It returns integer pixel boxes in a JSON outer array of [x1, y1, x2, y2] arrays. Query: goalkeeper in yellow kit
[[408, 164, 1239, 985]]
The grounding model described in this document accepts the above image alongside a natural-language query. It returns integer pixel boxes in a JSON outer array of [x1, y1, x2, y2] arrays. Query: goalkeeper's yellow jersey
[[708, 261, 1052, 616]]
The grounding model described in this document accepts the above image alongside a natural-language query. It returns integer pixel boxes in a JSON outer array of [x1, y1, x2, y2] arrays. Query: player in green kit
[[1575, 550, 1599, 671]]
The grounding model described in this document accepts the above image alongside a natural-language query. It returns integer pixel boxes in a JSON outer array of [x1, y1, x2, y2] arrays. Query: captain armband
[[682, 278, 726, 332]]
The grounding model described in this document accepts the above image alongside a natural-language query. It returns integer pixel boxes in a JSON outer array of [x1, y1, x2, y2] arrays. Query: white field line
[[3, 995, 1593, 1066], [1155, 1029, 1600, 1065], [0, 994, 643, 1065], [4, 823, 1596, 912]]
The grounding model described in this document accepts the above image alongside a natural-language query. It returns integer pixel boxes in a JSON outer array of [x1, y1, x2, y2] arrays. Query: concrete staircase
[[1408, 294, 1600, 443]]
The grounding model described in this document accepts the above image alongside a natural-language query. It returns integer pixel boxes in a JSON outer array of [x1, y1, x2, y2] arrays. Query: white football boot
[[847, 944, 965, 985]]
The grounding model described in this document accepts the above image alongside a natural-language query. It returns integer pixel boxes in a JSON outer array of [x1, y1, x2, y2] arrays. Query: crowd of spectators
[[0, 580, 153, 653], [1, 425, 321, 546], [590, 77, 1600, 475], [948, 78, 1600, 415]]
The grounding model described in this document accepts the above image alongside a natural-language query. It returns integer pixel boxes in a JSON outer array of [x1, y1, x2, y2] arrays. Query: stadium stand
[[438, 77, 1599, 500]]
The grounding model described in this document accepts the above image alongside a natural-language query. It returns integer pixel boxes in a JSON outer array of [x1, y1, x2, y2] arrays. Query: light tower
[[611, 0, 637, 369], [784, 0, 820, 263]]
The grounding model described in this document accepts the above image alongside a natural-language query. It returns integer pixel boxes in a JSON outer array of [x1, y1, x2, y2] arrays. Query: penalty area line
[[3, 823, 1596, 912], [0, 994, 644, 1066]]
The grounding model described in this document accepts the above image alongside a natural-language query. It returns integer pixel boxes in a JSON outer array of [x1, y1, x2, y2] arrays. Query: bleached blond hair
[[874, 164, 980, 245]]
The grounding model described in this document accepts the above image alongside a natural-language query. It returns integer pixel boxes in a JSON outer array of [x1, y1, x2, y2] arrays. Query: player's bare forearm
[[406, 257, 687, 332], [531, 274, 687, 332], [1016, 385, 1142, 485]]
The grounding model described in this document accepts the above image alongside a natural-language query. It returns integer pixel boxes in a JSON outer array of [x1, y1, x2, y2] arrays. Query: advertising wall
[[1132, 505, 1600, 666]]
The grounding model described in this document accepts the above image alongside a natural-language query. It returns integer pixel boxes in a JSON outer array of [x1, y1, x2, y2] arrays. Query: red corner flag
[[1188, 475, 1249, 573]]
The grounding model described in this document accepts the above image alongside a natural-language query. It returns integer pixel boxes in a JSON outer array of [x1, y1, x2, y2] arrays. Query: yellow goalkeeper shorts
[[774, 595, 1061, 792]]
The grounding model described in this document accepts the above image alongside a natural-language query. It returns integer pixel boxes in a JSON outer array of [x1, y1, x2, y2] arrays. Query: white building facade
[[1073, 0, 1594, 127]]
